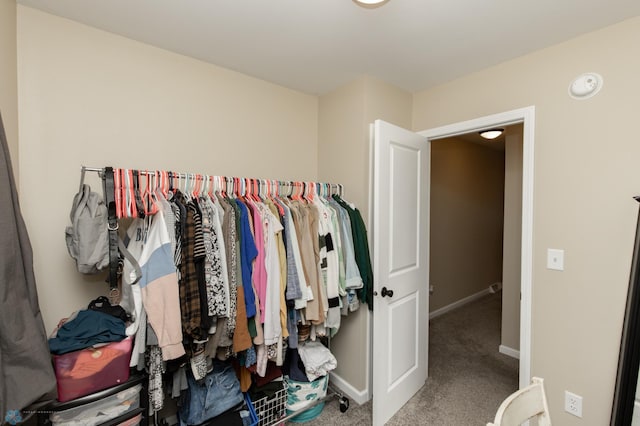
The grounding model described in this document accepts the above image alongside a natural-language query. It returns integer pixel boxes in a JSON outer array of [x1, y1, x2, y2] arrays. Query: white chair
[[487, 377, 551, 426]]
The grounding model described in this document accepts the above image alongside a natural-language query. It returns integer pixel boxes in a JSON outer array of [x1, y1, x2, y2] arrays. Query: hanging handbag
[[88, 295, 129, 322], [64, 183, 110, 274], [65, 167, 141, 291]]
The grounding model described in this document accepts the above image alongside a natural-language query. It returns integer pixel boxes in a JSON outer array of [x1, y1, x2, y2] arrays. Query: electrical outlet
[[565, 391, 583, 418]]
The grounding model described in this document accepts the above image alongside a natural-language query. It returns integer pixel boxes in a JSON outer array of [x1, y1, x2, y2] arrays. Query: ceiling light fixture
[[479, 128, 504, 140], [353, 0, 389, 8]]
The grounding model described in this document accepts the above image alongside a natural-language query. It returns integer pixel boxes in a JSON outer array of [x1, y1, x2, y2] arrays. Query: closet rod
[[79, 165, 344, 196]]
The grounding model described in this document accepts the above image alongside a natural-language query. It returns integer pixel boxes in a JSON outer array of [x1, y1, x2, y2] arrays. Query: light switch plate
[[547, 248, 564, 271]]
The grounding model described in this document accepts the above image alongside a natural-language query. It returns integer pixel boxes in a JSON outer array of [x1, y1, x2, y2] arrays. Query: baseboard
[[329, 372, 370, 405], [499, 344, 520, 360], [429, 288, 490, 319]]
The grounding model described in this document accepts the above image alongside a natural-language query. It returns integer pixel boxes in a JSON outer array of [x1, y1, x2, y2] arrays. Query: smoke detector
[[568, 73, 603, 100]]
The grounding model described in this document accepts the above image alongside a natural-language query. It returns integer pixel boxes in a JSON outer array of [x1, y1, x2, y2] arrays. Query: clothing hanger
[[198, 174, 205, 198], [212, 175, 218, 199], [193, 173, 201, 198], [302, 181, 314, 202], [152, 170, 164, 202], [242, 178, 249, 199], [287, 181, 294, 198], [157, 170, 168, 199], [125, 169, 138, 218], [199, 175, 206, 198], [249, 178, 257, 201], [191, 173, 201, 198], [232, 177, 240, 198], [182, 173, 192, 201], [142, 171, 159, 215], [254, 178, 262, 201], [222, 176, 233, 197], [246, 178, 253, 200], [218, 176, 226, 197], [113, 168, 122, 218], [120, 169, 129, 218], [203, 175, 208, 198], [307, 181, 316, 202], [168, 171, 175, 194], [292, 181, 301, 201], [247, 178, 257, 201], [208, 175, 215, 199], [269, 180, 285, 215], [257, 179, 264, 201], [222, 176, 228, 197], [133, 170, 146, 218]]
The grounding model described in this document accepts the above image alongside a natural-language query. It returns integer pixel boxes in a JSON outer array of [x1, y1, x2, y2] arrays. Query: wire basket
[[249, 387, 287, 426]]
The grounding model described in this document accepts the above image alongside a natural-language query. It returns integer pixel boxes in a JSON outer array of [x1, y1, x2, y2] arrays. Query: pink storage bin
[[52, 336, 133, 402]]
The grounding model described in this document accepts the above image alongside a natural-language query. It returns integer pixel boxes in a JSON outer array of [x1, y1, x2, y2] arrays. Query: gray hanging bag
[[65, 179, 141, 285], [65, 184, 110, 274]]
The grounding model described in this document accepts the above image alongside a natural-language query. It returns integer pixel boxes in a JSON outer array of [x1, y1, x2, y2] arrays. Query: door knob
[[381, 286, 394, 298]]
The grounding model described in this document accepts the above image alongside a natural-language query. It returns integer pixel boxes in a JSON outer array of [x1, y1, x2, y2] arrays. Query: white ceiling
[[16, 0, 640, 95]]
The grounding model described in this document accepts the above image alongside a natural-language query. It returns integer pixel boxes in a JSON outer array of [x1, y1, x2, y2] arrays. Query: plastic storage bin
[[249, 387, 286, 426], [52, 337, 133, 402], [49, 384, 141, 426], [284, 375, 328, 423], [243, 394, 260, 426], [115, 413, 142, 426]]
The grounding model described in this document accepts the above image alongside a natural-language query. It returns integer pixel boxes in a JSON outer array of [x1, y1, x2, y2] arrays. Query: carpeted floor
[[298, 292, 519, 425]]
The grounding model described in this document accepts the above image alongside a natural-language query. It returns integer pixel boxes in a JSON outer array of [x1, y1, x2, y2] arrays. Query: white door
[[372, 120, 430, 425]]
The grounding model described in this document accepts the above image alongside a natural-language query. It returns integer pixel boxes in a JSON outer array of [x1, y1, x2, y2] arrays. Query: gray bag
[[65, 184, 110, 274]]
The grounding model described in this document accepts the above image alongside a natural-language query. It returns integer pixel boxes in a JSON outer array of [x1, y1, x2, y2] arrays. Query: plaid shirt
[[175, 191, 206, 341]]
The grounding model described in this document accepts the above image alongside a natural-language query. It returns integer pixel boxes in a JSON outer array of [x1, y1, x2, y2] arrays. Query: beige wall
[[429, 138, 505, 312], [17, 6, 319, 333], [413, 16, 640, 425], [15, 5, 640, 422], [1, 0, 18, 174], [318, 75, 411, 396], [502, 131, 523, 351]]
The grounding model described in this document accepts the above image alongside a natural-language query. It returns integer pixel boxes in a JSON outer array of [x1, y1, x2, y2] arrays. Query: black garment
[[88, 296, 129, 322], [0, 111, 57, 415], [199, 405, 245, 426], [282, 347, 310, 383]]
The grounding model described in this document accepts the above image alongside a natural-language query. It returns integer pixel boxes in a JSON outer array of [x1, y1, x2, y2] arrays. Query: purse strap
[[103, 167, 120, 292]]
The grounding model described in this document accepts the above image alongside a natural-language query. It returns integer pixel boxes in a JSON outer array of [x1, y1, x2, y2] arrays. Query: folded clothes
[[296, 341, 337, 382], [48, 310, 126, 355]]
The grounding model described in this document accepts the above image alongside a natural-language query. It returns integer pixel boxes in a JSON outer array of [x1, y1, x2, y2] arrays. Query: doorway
[[419, 106, 534, 390], [369, 107, 534, 424], [429, 123, 523, 358], [426, 124, 522, 418]]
